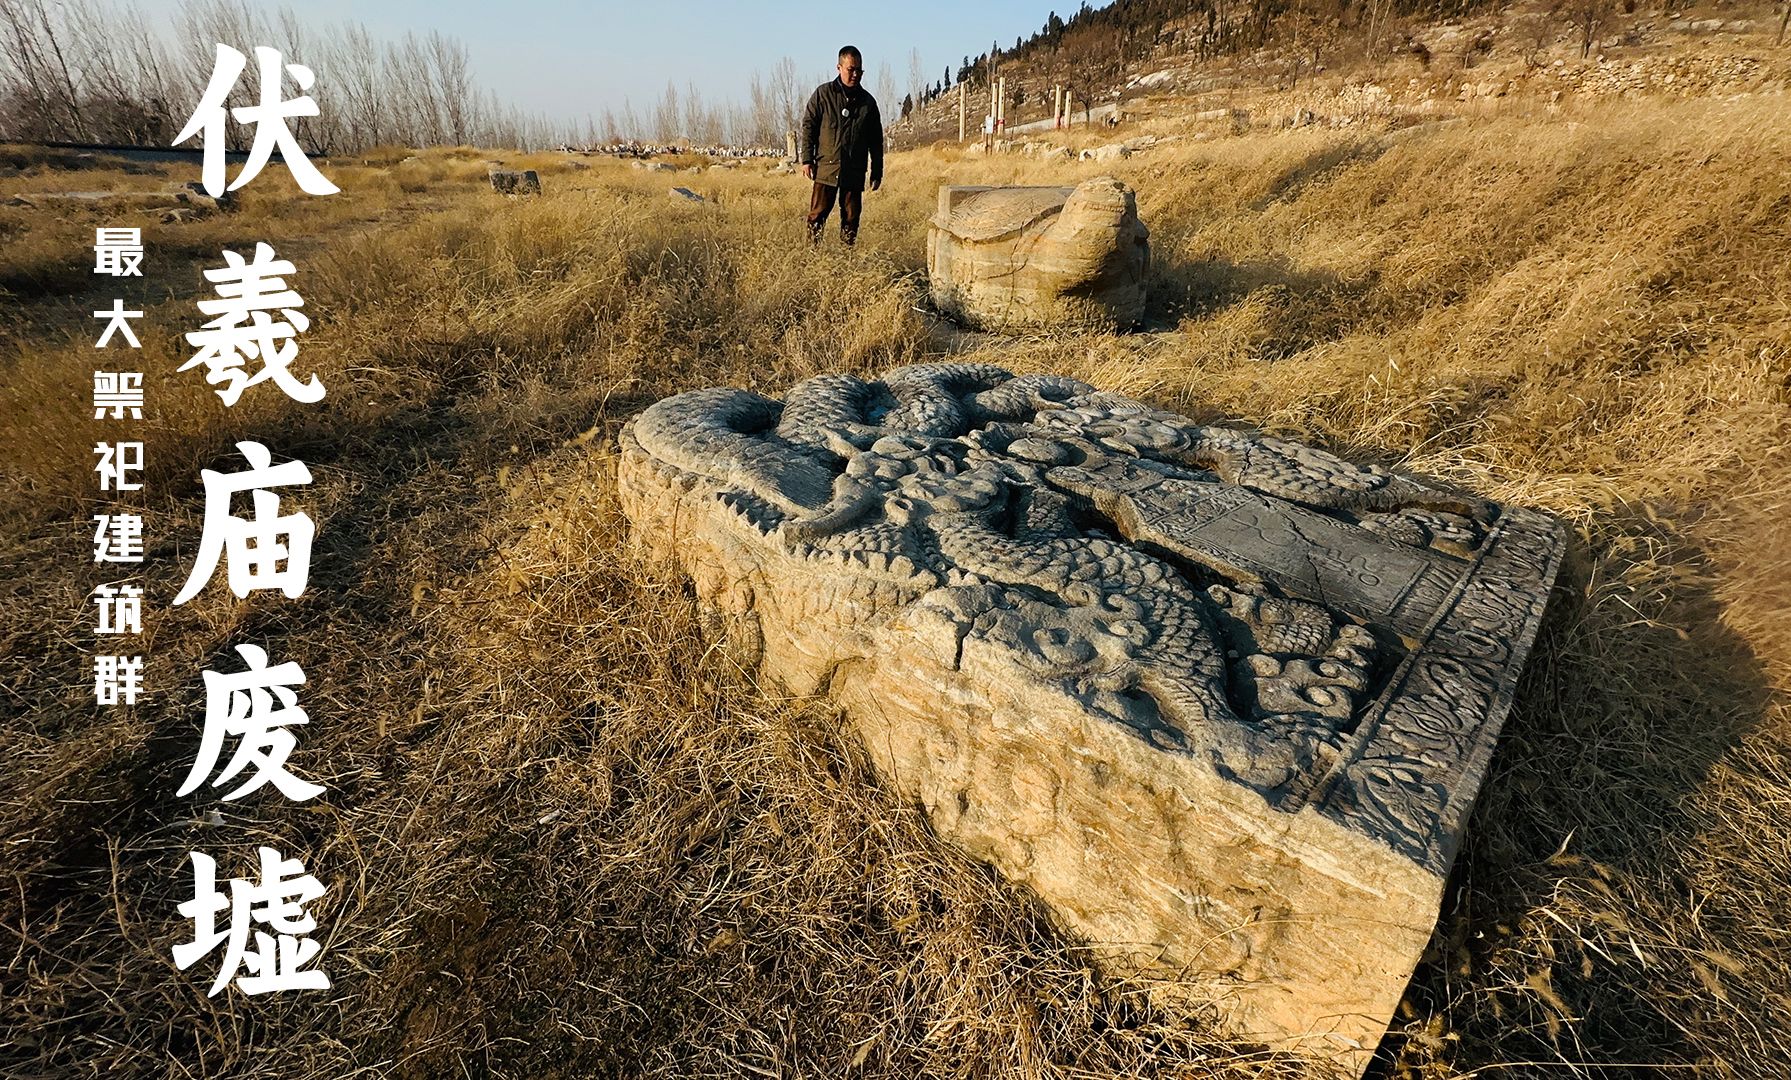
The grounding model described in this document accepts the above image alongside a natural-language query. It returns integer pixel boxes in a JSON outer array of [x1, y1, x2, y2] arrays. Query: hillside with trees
[[894, 0, 1788, 143]]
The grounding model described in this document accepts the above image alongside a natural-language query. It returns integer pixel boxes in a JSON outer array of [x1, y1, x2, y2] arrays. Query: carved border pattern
[[1310, 507, 1564, 872]]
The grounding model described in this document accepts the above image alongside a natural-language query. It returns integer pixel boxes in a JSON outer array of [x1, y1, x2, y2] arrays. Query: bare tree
[[619, 96, 642, 142], [393, 33, 447, 145], [769, 55, 799, 142], [0, 0, 67, 140], [1563, 0, 1611, 58], [874, 59, 895, 111], [722, 101, 750, 145], [683, 80, 703, 143], [69, 0, 133, 137], [329, 20, 384, 148], [0, 0, 87, 139], [697, 90, 723, 144], [1060, 32, 1107, 123], [654, 79, 679, 143], [681, 80, 721, 144], [747, 70, 776, 144], [0, 0, 581, 153], [273, 4, 336, 151], [1363, 0, 1393, 60], [428, 30, 473, 145], [470, 85, 505, 147], [38, 0, 90, 137], [115, 2, 178, 142], [907, 46, 924, 106], [179, 0, 265, 147], [381, 39, 415, 145]]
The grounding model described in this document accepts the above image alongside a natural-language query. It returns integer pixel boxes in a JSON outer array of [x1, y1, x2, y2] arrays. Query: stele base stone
[[616, 364, 1563, 1075], [927, 178, 1149, 332]]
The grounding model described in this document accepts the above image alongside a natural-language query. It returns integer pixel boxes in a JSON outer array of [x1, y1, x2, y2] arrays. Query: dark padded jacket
[[799, 78, 883, 190]]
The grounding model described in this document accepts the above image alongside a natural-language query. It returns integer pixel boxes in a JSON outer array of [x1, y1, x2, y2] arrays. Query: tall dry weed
[[1, 92, 1787, 1077]]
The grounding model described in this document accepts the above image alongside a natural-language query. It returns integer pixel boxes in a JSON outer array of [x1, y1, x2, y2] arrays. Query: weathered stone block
[[1078, 142, 1131, 161], [616, 365, 1563, 1074], [488, 168, 541, 195], [176, 181, 238, 212], [927, 178, 1150, 331]]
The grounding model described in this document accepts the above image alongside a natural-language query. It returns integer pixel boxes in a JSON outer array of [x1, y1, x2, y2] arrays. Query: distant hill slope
[[891, 0, 1789, 147]]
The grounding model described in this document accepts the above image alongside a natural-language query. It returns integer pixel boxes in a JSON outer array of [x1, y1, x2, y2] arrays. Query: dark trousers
[[806, 182, 862, 244]]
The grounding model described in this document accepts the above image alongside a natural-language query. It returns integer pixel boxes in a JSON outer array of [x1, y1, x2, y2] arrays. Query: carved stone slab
[[616, 365, 1563, 1072], [927, 178, 1150, 331]]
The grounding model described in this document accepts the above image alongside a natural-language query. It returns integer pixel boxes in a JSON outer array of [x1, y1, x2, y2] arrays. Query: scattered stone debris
[[175, 181, 237, 213], [1552, 52, 1768, 97], [669, 186, 705, 202], [7, 183, 237, 217]]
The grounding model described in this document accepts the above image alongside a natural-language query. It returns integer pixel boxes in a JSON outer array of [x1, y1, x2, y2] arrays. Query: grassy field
[[2, 91, 1788, 1078]]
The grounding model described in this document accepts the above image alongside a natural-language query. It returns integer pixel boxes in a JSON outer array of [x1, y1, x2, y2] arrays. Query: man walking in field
[[799, 45, 884, 246]]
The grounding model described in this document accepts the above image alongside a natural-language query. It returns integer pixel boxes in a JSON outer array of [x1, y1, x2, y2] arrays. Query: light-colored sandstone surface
[[616, 365, 1562, 1073], [927, 178, 1150, 331]]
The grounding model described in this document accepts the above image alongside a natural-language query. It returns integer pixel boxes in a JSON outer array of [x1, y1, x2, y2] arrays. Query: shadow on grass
[[1247, 136, 1395, 214], [1378, 507, 1776, 1076], [1144, 250, 1381, 359]]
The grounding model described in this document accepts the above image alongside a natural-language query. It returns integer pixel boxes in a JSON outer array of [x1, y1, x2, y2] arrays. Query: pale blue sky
[[136, 0, 1108, 126]]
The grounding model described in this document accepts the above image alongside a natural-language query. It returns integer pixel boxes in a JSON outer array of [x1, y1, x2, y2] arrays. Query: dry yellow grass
[[1, 89, 1787, 1078]]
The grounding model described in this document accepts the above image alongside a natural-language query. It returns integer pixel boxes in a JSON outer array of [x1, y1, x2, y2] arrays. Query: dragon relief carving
[[619, 364, 1564, 1065], [624, 363, 1514, 807]]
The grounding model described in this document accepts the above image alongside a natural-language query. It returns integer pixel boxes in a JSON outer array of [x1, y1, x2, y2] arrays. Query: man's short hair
[[838, 45, 862, 64]]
